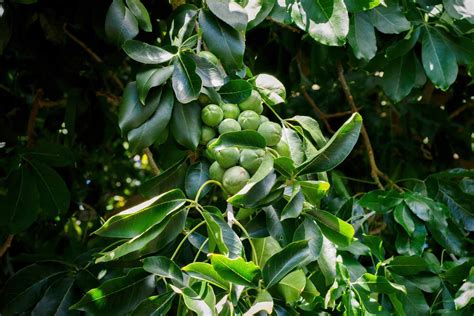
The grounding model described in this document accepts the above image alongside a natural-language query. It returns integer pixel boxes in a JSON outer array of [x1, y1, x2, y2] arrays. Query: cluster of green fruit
[[200, 90, 283, 195]]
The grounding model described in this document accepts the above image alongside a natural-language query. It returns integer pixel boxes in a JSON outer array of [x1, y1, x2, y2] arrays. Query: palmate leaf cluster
[[0, 0, 473, 315]]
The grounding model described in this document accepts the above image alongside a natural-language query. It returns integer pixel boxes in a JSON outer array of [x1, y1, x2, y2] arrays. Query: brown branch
[[336, 61, 403, 192], [301, 88, 334, 133], [143, 147, 160, 176], [0, 234, 14, 258], [27, 89, 43, 149], [449, 102, 473, 120]]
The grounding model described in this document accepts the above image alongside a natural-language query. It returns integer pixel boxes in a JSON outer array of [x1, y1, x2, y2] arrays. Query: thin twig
[[0, 234, 14, 258], [143, 147, 160, 175], [336, 61, 403, 192], [27, 89, 43, 149], [449, 102, 473, 120]]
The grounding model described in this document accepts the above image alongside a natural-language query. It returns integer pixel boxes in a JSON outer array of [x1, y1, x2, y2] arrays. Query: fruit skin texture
[[258, 121, 282, 146], [209, 161, 225, 182], [260, 115, 269, 123], [215, 147, 240, 168], [238, 110, 261, 130], [201, 104, 224, 127], [221, 103, 240, 119], [200, 126, 216, 145], [240, 148, 265, 174], [218, 119, 242, 134], [222, 166, 250, 195], [273, 139, 291, 157], [239, 90, 263, 114]]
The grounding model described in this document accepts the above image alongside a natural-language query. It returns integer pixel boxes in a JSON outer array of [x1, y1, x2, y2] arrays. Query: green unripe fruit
[[258, 122, 282, 146], [201, 104, 224, 127], [200, 126, 216, 145], [218, 119, 242, 134], [198, 94, 211, 105], [221, 103, 240, 119], [273, 139, 291, 157], [239, 90, 263, 114], [238, 110, 261, 130], [215, 147, 240, 168], [240, 148, 265, 174], [209, 161, 225, 182], [260, 115, 269, 123], [222, 166, 250, 195]]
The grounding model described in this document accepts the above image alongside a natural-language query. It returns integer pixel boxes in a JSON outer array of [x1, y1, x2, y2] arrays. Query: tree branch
[[301, 88, 334, 133], [336, 61, 403, 192], [0, 234, 14, 258], [143, 147, 160, 176]]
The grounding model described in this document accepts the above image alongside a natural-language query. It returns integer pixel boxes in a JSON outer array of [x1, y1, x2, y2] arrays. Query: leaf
[[179, 282, 217, 316], [172, 53, 202, 103], [31, 277, 78, 316], [345, 0, 380, 12], [318, 237, 337, 285], [394, 203, 415, 235], [385, 27, 421, 60], [280, 127, 305, 165], [253, 236, 282, 267], [311, 210, 354, 247], [206, 0, 248, 32], [300, 180, 330, 206], [281, 184, 304, 220], [122, 40, 175, 64], [262, 240, 311, 288], [0, 262, 68, 315], [391, 274, 430, 315], [435, 182, 474, 232], [243, 290, 273, 316], [127, 86, 175, 154], [245, 0, 277, 30], [170, 4, 199, 46], [287, 115, 326, 148], [368, 1, 411, 34], [210, 254, 260, 287], [126, 0, 152, 32], [443, 0, 474, 24], [199, 10, 245, 72], [382, 50, 416, 102], [395, 223, 427, 256], [219, 79, 253, 103], [386, 256, 428, 276], [136, 65, 174, 104], [185, 162, 210, 199], [1, 165, 39, 233], [25, 141, 75, 167], [421, 27, 458, 90], [29, 160, 70, 216], [143, 256, 184, 286], [182, 262, 230, 290], [254, 74, 286, 105], [263, 206, 290, 245], [359, 189, 404, 213], [132, 292, 175, 316], [139, 157, 188, 198], [105, 0, 139, 46], [203, 210, 243, 258], [454, 271, 474, 310], [273, 157, 295, 177], [190, 54, 225, 88], [170, 101, 201, 150], [70, 268, 155, 315], [404, 192, 432, 221], [293, 217, 323, 261], [296, 113, 362, 175], [355, 273, 406, 294], [277, 269, 306, 304], [347, 12, 377, 61]]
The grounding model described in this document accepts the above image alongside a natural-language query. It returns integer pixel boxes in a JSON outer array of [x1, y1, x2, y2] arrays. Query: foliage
[[0, 0, 473, 315]]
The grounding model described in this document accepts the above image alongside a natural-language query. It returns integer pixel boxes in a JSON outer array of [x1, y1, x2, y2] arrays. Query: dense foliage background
[[0, 0, 473, 315]]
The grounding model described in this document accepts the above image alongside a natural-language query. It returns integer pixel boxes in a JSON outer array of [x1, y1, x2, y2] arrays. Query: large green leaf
[[454, 270, 474, 310], [317, 237, 337, 285], [185, 162, 210, 199], [143, 256, 184, 286], [355, 273, 406, 294], [242, 290, 273, 316], [127, 86, 174, 154], [385, 27, 421, 60], [347, 12, 377, 61], [292, 0, 349, 46], [296, 113, 362, 175], [182, 262, 229, 290], [136, 65, 174, 104], [178, 282, 217, 316], [386, 256, 428, 276], [293, 217, 323, 261], [132, 292, 175, 316], [393, 203, 416, 235], [209, 130, 266, 151], [421, 27, 458, 90], [105, 0, 139, 46], [277, 269, 306, 304], [359, 189, 404, 213], [300, 180, 330, 206], [287, 115, 326, 149], [203, 209, 243, 258], [170, 4, 199, 46], [245, 0, 277, 30], [281, 184, 304, 220], [172, 53, 202, 103], [123, 40, 174, 64], [139, 157, 188, 198], [199, 10, 245, 72], [345, 0, 380, 12], [210, 254, 260, 287], [206, 0, 248, 32], [31, 277, 78, 316], [170, 100, 201, 149], [93, 189, 185, 238], [382, 51, 416, 102], [311, 210, 354, 247], [125, 0, 152, 32], [25, 141, 75, 167], [191, 54, 225, 88], [262, 240, 311, 288], [368, 1, 410, 34], [443, 0, 474, 24], [280, 127, 305, 165], [254, 74, 286, 105], [219, 79, 253, 103], [70, 268, 154, 315], [253, 236, 282, 267]]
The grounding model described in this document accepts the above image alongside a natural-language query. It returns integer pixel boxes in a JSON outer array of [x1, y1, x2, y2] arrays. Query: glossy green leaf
[[123, 40, 174, 64], [191, 54, 225, 88], [185, 162, 210, 199], [394, 203, 415, 235], [443, 0, 474, 24], [293, 217, 323, 261], [262, 240, 311, 288], [277, 269, 306, 304], [139, 157, 188, 198], [70, 268, 154, 315], [404, 191, 432, 221], [199, 10, 245, 72], [395, 223, 427, 256], [206, 0, 248, 32], [273, 157, 295, 177], [136, 65, 174, 104], [386, 256, 428, 276], [355, 273, 406, 294], [25, 141, 75, 167], [179, 282, 217, 316], [359, 189, 404, 213], [382, 50, 416, 102], [210, 254, 260, 287], [296, 113, 362, 175], [170, 4, 199, 46], [280, 127, 305, 166], [287, 115, 326, 149], [105, 0, 139, 46], [143, 256, 184, 286], [245, 0, 277, 30], [385, 27, 421, 60], [263, 206, 290, 245], [369, 1, 411, 34], [300, 180, 330, 205], [347, 12, 377, 61], [126, 0, 152, 32], [182, 262, 229, 290], [31, 277, 78, 316], [219, 79, 253, 104], [421, 27, 458, 90], [203, 210, 243, 258], [132, 292, 175, 316], [363, 234, 385, 261], [254, 74, 286, 105], [345, 0, 380, 12], [170, 101, 201, 149], [281, 184, 304, 220], [243, 290, 273, 316], [210, 130, 266, 151], [454, 271, 474, 310], [311, 210, 354, 247], [172, 53, 202, 103], [391, 274, 430, 315], [253, 236, 282, 267], [127, 86, 174, 154]]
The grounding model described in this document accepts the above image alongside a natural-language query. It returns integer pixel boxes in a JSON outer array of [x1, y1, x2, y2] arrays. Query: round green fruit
[[218, 119, 242, 134], [209, 161, 225, 182], [222, 166, 250, 195], [260, 115, 269, 123], [221, 103, 240, 119], [273, 139, 291, 157], [200, 126, 216, 145], [258, 121, 282, 146], [240, 148, 265, 174], [239, 90, 263, 114], [238, 110, 261, 130], [215, 147, 240, 169], [198, 94, 210, 105], [201, 104, 224, 127]]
